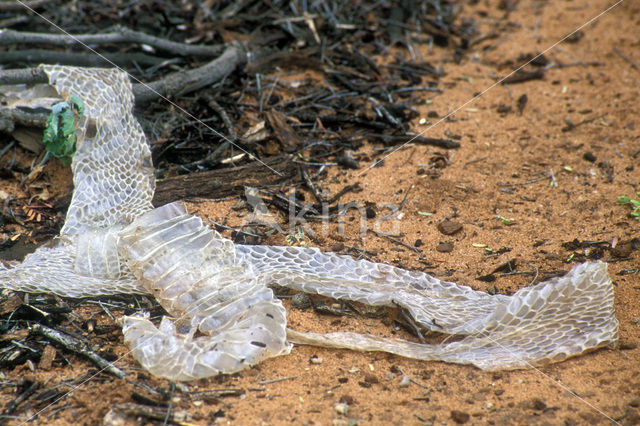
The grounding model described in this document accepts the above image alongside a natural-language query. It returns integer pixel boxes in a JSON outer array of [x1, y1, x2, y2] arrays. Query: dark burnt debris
[[141, 0, 471, 177], [0, 0, 476, 257], [0, 0, 472, 180]]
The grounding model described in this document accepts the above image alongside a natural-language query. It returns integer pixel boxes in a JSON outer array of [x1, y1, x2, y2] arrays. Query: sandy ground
[[1, 0, 639, 424]]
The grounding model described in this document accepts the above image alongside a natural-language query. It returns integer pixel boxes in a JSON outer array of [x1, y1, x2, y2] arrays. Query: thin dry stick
[[0, 27, 223, 57], [0, 49, 167, 68], [613, 46, 640, 75]]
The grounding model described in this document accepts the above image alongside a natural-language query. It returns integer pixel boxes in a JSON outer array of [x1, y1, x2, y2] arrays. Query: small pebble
[[436, 241, 454, 253], [291, 293, 311, 310], [399, 374, 411, 388], [530, 398, 546, 410], [336, 153, 359, 169], [334, 402, 349, 415], [437, 220, 463, 235], [309, 355, 323, 364], [231, 199, 247, 211], [451, 410, 470, 424], [339, 395, 355, 405], [611, 241, 633, 258], [619, 341, 637, 350], [85, 319, 96, 332], [364, 374, 379, 384], [330, 242, 345, 252]]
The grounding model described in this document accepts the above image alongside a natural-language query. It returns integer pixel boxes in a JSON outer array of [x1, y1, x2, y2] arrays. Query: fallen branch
[[50, 155, 296, 215], [0, 26, 223, 57], [0, 49, 169, 68], [133, 42, 248, 103], [0, 67, 48, 86], [31, 324, 126, 379], [0, 108, 48, 133], [152, 155, 296, 206]]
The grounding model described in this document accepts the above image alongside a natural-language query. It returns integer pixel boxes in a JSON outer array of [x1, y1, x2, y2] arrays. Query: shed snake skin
[[0, 66, 619, 380]]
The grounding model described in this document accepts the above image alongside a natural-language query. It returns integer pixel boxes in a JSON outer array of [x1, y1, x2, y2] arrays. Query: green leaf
[[618, 196, 631, 205], [43, 112, 59, 145], [43, 96, 84, 161], [497, 215, 514, 225]]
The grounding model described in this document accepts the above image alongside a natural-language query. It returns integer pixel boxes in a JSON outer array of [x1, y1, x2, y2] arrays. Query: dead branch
[[0, 108, 49, 133], [132, 42, 248, 103], [152, 155, 296, 206], [613, 46, 640, 75], [0, 67, 48, 85], [0, 26, 223, 57], [0, 49, 169, 68], [31, 324, 126, 379]]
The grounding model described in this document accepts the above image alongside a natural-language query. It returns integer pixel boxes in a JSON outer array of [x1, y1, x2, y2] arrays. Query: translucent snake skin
[[0, 66, 619, 380]]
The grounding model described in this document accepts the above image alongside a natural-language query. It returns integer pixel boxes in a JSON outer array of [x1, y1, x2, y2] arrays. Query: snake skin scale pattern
[[0, 66, 619, 380]]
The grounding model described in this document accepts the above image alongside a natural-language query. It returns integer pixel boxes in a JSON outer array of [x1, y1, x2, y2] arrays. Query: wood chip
[[37, 344, 56, 371], [265, 109, 302, 153], [0, 294, 23, 314]]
